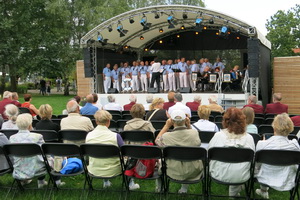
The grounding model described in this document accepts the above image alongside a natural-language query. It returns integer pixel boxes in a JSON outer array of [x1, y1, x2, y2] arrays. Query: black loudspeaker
[[179, 87, 191, 93], [83, 48, 93, 78], [148, 88, 158, 93], [108, 88, 118, 94], [247, 38, 260, 77]]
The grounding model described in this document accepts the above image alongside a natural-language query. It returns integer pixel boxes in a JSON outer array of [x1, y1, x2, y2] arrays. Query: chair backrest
[[31, 130, 59, 142], [42, 143, 81, 157], [265, 113, 276, 119], [51, 119, 61, 126], [214, 115, 223, 123], [19, 107, 31, 114], [106, 110, 122, 115], [121, 145, 162, 160], [4, 143, 43, 157], [163, 146, 207, 162], [122, 114, 132, 120], [288, 135, 298, 141], [249, 133, 262, 145], [254, 117, 265, 127], [32, 119, 39, 128], [57, 115, 68, 119], [291, 126, 300, 135], [151, 120, 167, 130], [191, 115, 200, 122], [58, 130, 88, 141], [209, 115, 214, 122], [255, 150, 300, 166], [82, 115, 95, 119], [81, 144, 120, 158], [255, 113, 264, 118], [191, 111, 198, 116], [264, 118, 274, 125], [121, 131, 155, 143], [208, 147, 254, 163], [258, 125, 274, 135], [215, 122, 223, 130], [198, 131, 215, 143], [109, 120, 118, 130], [91, 119, 97, 128], [122, 111, 130, 115], [117, 119, 127, 130], [0, 146, 12, 175], [112, 114, 122, 121], [0, 129, 18, 139], [210, 111, 223, 118]]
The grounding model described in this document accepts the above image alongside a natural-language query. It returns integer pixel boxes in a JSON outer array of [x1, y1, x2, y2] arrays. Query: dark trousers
[[150, 72, 160, 92]]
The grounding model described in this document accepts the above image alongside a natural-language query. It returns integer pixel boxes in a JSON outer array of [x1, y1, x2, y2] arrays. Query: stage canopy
[[80, 5, 271, 51]]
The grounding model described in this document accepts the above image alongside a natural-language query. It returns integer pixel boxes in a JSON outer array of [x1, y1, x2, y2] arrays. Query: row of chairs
[[1, 143, 299, 199]]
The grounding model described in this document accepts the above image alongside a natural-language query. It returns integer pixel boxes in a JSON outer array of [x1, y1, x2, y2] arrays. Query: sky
[[205, 0, 299, 36]]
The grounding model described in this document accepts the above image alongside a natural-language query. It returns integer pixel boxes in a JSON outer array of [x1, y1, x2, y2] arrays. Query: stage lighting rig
[[194, 17, 203, 31], [117, 23, 128, 37], [159, 28, 164, 33], [140, 15, 151, 30], [108, 25, 113, 32], [167, 15, 177, 29], [182, 13, 188, 19], [219, 26, 229, 39], [209, 18, 214, 24], [154, 12, 160, 19], [129, 17, 135, 24], [140, 36, 144, 40], [180, 25, 185, 30], [97, 32, 108, 46]]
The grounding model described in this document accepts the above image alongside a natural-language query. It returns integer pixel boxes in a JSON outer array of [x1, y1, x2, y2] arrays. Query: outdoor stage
[[97, 92, 248, 109]]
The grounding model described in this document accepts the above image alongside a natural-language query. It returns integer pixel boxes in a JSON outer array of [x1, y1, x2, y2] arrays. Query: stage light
[[144, 48, 148, 51], [168, 15, 177, 29], [209, 18, 214, 24], [159, 40, 163, 44], [97, 32, 108, 46], [195, 17, 203, 31], [182, 13, 188, 19], [176, 34, 180, 38], [140, 36, 144, 40], [180, 25, 185, 30], [129, 17, 135, 24], [154, 12, 160, 19], [117, 23, 128, 37], [219, 26, 229, 39], [203, 26, 207, 30], [124, 45, 129, 49], [195, 32, 199, 35], [159, 28, 164, 33], [108, 25, 113, 32], [221, 26, 228, 33], [216, 32, 219, 35], [140, 15, 151, 30], [236, 36, 240, 40], [236, 30, 241, 39]]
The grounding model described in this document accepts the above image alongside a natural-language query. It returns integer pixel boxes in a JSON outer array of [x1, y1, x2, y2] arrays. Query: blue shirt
[[120, 67, 130, 77], [166, 64, 174, 74], [202, 62, 212, 69], [131, 66, 139, 75], [103, 68, 111, 77], [161, 65, 167, 75], [80, 103, 98, 115], [191, 64, 200, 72], [213, 62, 225, 70], [111, 69, 119, 80], [147, 66, 152, 74], [139, 65, 148, 74], [178, 62, 187, 72]]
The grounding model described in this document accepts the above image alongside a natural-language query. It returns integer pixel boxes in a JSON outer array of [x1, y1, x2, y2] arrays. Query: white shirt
[[256, 136, 300, 191], [93, 102, 103, 110], [150, 62, 161, 73], [168, 102, 192, 118], [143, 103, 151, 111], [103, 102, 123, 111], [192, 119, 219, 132]]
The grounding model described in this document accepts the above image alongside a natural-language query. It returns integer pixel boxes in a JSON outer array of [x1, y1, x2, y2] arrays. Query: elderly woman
[[21, 94, 39, 118], [208, 107, 255, 197], [145, 98, 169, 121], [242, 107, 258, 134], [124, 104, 155, 133], [2, 104, 19, 129], [36, 104, 60, 132], [255, 113, 300, 199], [156, 109, 203, 193], [192, 105, 219, 132]]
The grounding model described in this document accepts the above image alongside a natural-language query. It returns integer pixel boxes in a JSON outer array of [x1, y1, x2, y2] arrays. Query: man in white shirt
[[143, 94, 153, 111], [168, 93, 191, 118], [103, 95, 123, 111], [149, 58, 161, 93]]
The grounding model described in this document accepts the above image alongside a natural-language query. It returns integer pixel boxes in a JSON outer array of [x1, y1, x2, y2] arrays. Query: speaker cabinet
[[247, 38, 260, 78], [108, 88, 118, 94], [83, 48, 93, 78], [148, 88, 158, 93], [179, 87, 191, 93]]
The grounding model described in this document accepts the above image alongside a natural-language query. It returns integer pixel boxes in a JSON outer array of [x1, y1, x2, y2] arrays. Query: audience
[[168, 93, 192, 118], [243, 95, 264, 114], [0, 91, 21, 120], [123, 95, 137, 111], [92, 93, 102, 110], [207, 95, 224, 113], [186, 95, 201, 111], [12, 92, 20, 104], [80, 94, 98, 115], [242, 107, 258, 134], [208, 107, 255, 197], [21, 94, 39, 118], [74, 96, 82, 109], [36, 104, 60, 132], [2, 104, 19, 129], [163, 91, 175, 110], [255, 113, 300, 199], [103, 95, 122, 111], [124, 104, 155, 133], [145, 98, 169, 121], [156, 109, 203, 193], [143, 94, 153, 111], [192, 105, 219, 132], [265, 93, 288, 114]]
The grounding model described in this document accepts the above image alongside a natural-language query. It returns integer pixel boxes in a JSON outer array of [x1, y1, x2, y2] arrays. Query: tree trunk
[[63, 78, 70, 96], [0, 66, 6, 94], [10, 74, 18, 92]]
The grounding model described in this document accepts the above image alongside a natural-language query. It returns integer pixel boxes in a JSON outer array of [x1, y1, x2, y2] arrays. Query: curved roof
[[80, 5, 271, 50]]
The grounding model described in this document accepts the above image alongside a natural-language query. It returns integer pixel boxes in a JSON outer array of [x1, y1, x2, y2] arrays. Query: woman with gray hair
[[103, 95, 122, 111], [143, 94, 153, 111], [2, 104, 19, 129]]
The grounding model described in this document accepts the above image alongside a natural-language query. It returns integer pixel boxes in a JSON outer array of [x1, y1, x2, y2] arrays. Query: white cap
[[170, 110, 186, 121]]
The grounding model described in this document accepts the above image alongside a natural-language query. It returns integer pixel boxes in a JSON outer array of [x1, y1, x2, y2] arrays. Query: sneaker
[[129, 183, 140, 190], [103, 180, 112, 188], [178, 188, 188, 194], [21, 179, 32, 186], [256, 189, 269, 199], [38, 181, 48, 189], [56, 181, 66, 187]]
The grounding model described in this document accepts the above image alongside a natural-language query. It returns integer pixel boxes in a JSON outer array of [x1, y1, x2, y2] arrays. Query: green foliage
[[5, 84, 28, 94], [266, 4, 300, 57]]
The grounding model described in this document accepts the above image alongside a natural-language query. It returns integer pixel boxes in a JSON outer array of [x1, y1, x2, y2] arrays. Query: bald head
[[248, 95, 257, 104], [86, 94, 94, 103], [67, 100, 79, 113], [273, 93, 282, 102]]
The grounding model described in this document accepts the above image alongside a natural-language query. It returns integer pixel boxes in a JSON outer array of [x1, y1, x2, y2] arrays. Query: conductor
[[150, 58, 162, 93]]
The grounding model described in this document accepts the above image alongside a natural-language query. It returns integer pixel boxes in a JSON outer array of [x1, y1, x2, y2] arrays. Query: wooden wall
[[76, 60, 92, 97], [274, 56, 300, 114]]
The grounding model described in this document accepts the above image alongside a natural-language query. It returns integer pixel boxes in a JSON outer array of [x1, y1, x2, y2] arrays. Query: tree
[[266, 4, 300, 57]]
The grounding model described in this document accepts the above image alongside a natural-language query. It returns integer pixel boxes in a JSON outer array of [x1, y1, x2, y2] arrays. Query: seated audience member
[[61, 100, 94, 144], [291, 115, 300, 126], [186, 95, 202, 111], [208, 107, 255, 197], [163, 91, 175, 110], [0, 132, 10, 172], [80, 94, 98, 115], [2, 104, 19, 129], [123, 95, 137, 111], [156, 109, 203, 193], [9, 114, 64, 187], [243, 95, 264, 114], [168, 93, 192, 118], [103, 95, 122, 111], [242, 107, 258, 134], [21, 94, 39, 118], [265, 93, 288, 114], [145, 98, 169, 121], [124, 104, 155, 133], [12, 92, 20, 104], [36, 104, 60, 132], [143, 94, 153, 111], [255, 113, 300, 199], [0, 91, 21, 120], [62, 96, 82, 115], [207, 95, 224, 113], [92, 93, 102, 110], [192, 105, 219, 132]]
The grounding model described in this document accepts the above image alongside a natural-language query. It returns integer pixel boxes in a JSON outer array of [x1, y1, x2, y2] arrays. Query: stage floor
[[97, 92, 248, 109]]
